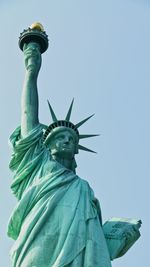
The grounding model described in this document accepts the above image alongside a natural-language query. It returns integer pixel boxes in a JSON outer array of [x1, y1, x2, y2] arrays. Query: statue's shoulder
[[76, 176, 95, 196]]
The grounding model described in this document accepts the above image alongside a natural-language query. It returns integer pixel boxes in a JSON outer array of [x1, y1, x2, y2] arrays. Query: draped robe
[[8, 125, 112, 267]]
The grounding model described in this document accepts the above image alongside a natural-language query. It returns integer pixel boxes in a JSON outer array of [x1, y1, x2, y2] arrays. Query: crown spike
[[79, 134, 99, 139], [65, 98, 74, 121], [78, 144, 97, 153], [75, 114, 94, 129], [47, 100, 58, 122]]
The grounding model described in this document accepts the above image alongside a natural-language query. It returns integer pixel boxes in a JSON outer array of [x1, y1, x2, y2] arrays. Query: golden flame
[[30, 22, 44, 32]]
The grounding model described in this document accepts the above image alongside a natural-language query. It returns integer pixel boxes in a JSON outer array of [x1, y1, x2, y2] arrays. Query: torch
[[19, 22, 49, 54]]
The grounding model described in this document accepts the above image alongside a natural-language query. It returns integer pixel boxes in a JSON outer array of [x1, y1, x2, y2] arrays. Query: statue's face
[[49, 130, 77, 159]]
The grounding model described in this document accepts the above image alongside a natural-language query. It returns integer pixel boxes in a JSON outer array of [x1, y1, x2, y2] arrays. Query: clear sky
[[0, 0, 149, 266]]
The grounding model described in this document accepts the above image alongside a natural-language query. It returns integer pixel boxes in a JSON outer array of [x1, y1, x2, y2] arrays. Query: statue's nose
[[64, 136, 69, 143]]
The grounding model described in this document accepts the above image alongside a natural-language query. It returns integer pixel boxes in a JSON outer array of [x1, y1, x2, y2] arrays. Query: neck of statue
[[52, 155, 75, 171]]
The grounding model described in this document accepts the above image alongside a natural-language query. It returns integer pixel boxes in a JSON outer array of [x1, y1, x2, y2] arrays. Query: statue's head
[[47, 128, 78, 159], [43, 99, 98, 162]]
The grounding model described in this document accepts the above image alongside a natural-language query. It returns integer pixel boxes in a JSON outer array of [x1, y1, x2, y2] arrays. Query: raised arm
[[21, 42, 42, 137]]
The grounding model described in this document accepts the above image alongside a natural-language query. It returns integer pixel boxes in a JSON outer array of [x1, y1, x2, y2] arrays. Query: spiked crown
[[43, 99, 98, 153]]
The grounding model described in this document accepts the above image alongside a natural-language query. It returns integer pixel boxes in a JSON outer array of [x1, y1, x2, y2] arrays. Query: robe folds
[[8, 125, 112, 267]]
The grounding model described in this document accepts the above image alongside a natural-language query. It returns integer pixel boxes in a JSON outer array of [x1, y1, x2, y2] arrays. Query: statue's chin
[[51, 149, 74, 160]]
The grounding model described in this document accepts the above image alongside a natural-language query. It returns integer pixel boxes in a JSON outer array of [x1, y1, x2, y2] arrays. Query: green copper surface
[[8, 24, 141, 267]]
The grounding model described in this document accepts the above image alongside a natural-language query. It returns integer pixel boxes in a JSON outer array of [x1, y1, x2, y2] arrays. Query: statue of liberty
[[7, 23, 141, 267]]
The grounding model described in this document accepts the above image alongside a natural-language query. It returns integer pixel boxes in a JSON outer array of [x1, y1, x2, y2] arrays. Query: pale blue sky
[[0, 0, 149, 266]]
